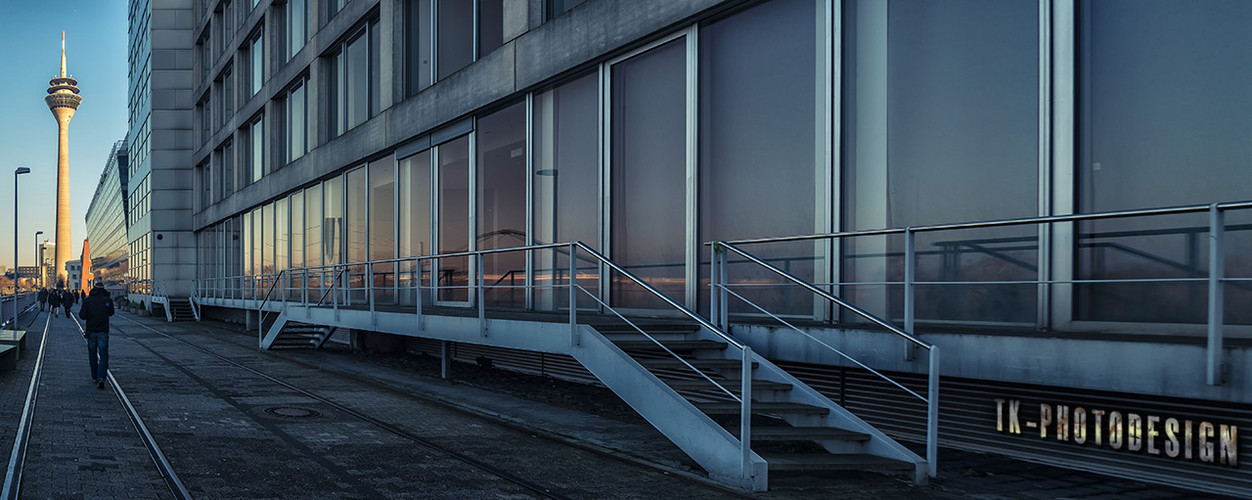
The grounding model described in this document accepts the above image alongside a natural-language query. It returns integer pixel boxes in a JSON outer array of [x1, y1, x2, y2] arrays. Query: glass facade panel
[[405, 0, 434, 96], [288, 82, 306, 162], [346, 167, 368, 302], [251, 116, 264, 181], [436, 0, 474, 80], [324, 175, 343, 267], [287, 0, 306, 60], [262, 203, 274, 275], [842, 0, 1039, 324], [370, 158, 396, 304], [304, 184, 323, 295], [399, 150, 432, 305], [345, 32, 369, 132], [611, 38, 687, 309], [276, 197, 288, 272], [250, 32, 263, 95], [698, 0, 824, 317], [1077, 0, 1252, 325], [437, 136, 470, 302], [477, 102, 527, 308], [533, 73, 598, 311]]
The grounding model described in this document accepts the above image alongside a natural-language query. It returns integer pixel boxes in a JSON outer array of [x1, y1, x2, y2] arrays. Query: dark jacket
[[47, 292, 61, 307], [78, 287, 115, 333], [37, 290, 47, 302], [64, 292, 76, 307]]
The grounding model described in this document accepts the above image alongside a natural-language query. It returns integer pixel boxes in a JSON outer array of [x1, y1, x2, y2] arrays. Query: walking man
[[78, 282, 115, 389], [47, 289, 62, 318], [37, 288, 47, 312]]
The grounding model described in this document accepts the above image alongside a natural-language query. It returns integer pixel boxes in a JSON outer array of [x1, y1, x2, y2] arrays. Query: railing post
[[368, 262, 376, 326], [1207, 204, 1225, 386], [478, 253, 487, 337], [719, 245, 729, 330], [905, 228, 917, 361], [740, 345, 754, 483], [711, 243, 721, 329], [927, 345, 940, 478], [569, 243, 578, 347]]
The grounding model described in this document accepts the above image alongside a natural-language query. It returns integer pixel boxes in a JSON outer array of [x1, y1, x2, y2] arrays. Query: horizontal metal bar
[[713, 200, 1252, 246]]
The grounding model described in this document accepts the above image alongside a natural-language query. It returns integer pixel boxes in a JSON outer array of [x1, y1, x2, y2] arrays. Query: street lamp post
[[13, 167, 30, 328], [33, 231, 42, 293]]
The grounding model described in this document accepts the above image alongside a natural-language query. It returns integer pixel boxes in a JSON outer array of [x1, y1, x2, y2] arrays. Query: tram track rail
[[1, 313, 50, 500], [69, 315, 192, 500], [115, 315, 571, 500]]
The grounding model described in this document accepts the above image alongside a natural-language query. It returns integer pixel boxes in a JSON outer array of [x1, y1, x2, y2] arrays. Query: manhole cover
[[263, 406, 323, 419]]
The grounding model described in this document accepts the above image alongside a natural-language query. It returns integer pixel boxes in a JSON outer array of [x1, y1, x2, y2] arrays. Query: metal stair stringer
[[570, 324, 768, 491], [260, 312, 289, 350], [689, 324, 930, 485]]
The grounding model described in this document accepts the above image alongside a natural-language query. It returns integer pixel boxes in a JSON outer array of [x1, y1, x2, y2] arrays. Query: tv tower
[[45, 31, 81, 288]]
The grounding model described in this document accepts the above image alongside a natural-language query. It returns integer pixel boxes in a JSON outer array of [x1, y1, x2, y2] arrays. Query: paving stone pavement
[[2, 308, 1240, 499], [18, 311, 169, 498]]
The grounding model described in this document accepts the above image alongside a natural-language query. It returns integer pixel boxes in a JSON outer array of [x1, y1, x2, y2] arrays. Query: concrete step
[[759, 453, 914, 472], [733, 426, 870, 442], [639, 358, 755, 370], [665, 379, 792, 392], [695, 401, 829, 416], [613, 339, 728, 351]]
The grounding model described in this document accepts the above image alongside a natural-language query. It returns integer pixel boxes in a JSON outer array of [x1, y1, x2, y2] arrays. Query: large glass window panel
[[304, 184, 323, 296], [1077, 0, 1252, 325], [698, 0, 825, 318], [611, 38, 687, 308], [243, 210, 252, 276], [287, 0, 306, 60], [399, 150, 432, 305], [276, 197, 288, 272], [251, 116, 264, 181], [222, 141, 234, 196], [250, 32, 263, 95], [437, 0, 474, 80], [533, 73, 599, 311], [437, 136, 470, 302], [290, 192, 304, 299], [370, 21, 381, 116], [405, 0, 434, 96], [323, 176, 344, 267], [343, 31, 369, 133], [288, 82, 306, 162], [842, 0, 1039, 325], [370, 157, 396, 304], [346, 167, 368, 303], [477, 102, 527, 308], [252, 207, 263, 295], [262, 203, 275, 276]]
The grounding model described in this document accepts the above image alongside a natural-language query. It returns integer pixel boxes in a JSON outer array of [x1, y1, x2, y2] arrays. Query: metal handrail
[[255, 270, 286, 340], [717, 200, 1252, 246]]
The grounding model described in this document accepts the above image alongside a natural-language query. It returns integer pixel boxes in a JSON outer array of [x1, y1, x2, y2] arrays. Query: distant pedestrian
[[47, 289, 62, 318], [37, 289, 47, 312], [77, 282, 115, 389], [64, 289, 77, 310]]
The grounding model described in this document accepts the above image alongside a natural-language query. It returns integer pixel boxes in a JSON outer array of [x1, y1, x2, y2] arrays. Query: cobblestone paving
[[108, 314, 740, 499], [20, 312, 169, 498], [0, 308, 46, 471]]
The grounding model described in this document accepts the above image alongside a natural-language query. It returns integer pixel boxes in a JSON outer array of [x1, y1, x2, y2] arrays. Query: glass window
[[370, 157, 395, 303], [332, 22, 378, 136], [477, 102, 527, 307], [290, 192, 304, 269], [611, 38, 687, 308], [437, 0, 474, 80], [323, 175, 343, 266], [479, 0, 525, 57], [218, 1, 233, 55], [437, 136, 470, 302], [221, 141, 234, 197], [699, 0, 825, 317], [250, 115, 264, 182], [405, 0, 434, 95], [285, 80, 308, 163], [533, 73, 598, 310], [329, 0, 351, 18], [223, 65, 233, 114], [200, 163, 212, 209], [842, 0, 1039, 324], [346, 167, 368, 265], [399, 150, 432, 306], [287, 0, 307, 61], [1077, 0, 1252, 325], [305, 183, 323, 269], [262, 203, 274, 275], [250, 30, 264, 96], [276, 197, 288, 271]]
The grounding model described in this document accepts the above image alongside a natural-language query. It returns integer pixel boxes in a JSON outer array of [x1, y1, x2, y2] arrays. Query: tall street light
[[13, 167, 30, 328], [33, 231, 42, 292]]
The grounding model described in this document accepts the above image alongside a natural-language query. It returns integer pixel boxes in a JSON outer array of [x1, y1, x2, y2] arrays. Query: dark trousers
[[86, 331, 109, 382]]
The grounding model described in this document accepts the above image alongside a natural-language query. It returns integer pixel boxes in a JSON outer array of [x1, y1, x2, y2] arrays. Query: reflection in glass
[[346, 167, 368, 303], [534, 73, 599, 311], [304, 184, 323, 299], [370, 158, 395, 304], [290, 192, 304, 301], [437, 0, 474, 80], [399, 150, 432, 305], [842, 0, 1038, 325], [477, 102, 527, 308], [276, 198, 288, 272], [438, 136, 470, 302], [1077, 0, 1252, 324], [698, 0, 823, 318], [611, 38, 686, 309], [405, 0, 434, 96]]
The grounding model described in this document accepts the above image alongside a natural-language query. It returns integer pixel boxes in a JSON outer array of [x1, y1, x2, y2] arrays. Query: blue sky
[[0, 0, 129, 269]]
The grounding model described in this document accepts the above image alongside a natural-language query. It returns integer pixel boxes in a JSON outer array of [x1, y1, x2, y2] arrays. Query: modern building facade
[[46, 32, 82, 287], [85, 140, 131, 296], [127, 0, 197, 305], [38, 241, 55, 289], [65, 259, 82, 294], [189, 0, 1250, 495]]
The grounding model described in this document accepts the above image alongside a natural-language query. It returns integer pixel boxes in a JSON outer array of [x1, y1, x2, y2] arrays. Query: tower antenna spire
[[60, 31, 66, 78]]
